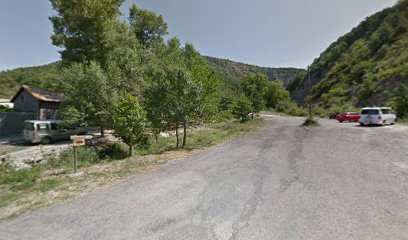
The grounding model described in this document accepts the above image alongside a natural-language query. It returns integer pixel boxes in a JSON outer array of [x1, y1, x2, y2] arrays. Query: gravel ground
[[0, 116, 407, 240]]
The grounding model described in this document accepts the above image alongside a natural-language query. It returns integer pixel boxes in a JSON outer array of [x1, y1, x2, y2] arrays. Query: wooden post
[[70, 135, 93, 173], [73, 146, 78, 173]]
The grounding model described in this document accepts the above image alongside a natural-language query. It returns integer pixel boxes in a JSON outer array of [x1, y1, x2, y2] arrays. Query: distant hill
[[0, 62, 62, 99], [205, 56, 304, 92], [0, 57, 304, 99], [288, 0, 408, 108]]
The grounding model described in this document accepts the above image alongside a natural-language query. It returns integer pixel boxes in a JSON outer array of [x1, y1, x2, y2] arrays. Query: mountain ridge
[[0, 57, 304, 99], [288, 0, 408, 109]]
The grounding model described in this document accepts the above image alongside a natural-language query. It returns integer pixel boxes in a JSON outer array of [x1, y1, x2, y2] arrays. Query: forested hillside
[[0, 62, 61, 98], [288, 0, 408, 109], [205, 56, 304, 92], [0, 57, 303, 98]]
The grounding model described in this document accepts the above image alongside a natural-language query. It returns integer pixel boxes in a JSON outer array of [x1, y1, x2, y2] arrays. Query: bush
[[232, 96, 253, 121], [98, 142, 129, 160], [302, 118, 319, 127], [313, 106, 329, 118], [328, 103, 359, 114], [276, 101, 307, 117]]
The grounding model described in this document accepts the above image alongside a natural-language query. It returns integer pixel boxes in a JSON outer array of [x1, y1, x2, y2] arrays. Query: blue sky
[[0, 0, 397, 71]]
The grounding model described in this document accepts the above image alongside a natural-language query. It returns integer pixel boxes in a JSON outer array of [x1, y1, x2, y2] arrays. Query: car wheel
[[350, 119, 355, 122], [360, 123, 365, 126], [40, 137, 52, 145], [339, 120, 343, 123]]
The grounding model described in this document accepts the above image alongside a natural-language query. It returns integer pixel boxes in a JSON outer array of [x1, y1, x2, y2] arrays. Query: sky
[[0, 0, 398, 72]]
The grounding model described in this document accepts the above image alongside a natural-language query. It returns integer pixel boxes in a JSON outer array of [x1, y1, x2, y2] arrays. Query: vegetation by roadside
[[302, 118, 320, 127], [0, 118, 264, 220]]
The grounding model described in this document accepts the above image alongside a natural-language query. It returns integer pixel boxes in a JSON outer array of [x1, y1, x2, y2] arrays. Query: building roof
[[11, 85, 64, 103]]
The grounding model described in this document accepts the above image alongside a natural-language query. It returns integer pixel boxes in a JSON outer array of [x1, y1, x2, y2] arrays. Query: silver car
[[23, 120, 87, 144], [358, 107, 396, 126]]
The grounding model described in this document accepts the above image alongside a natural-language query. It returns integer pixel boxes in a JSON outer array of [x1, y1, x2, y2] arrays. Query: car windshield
[[361, 109, 380, 115]]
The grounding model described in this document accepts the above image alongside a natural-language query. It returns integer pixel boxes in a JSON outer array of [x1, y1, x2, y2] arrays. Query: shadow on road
[[354, 124, 386, 128]]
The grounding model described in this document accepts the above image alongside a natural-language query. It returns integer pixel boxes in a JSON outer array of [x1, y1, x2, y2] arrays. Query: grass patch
[[0, 193, 20, 208], [0, 167, 42, 191], [33, 178, 62, 193]]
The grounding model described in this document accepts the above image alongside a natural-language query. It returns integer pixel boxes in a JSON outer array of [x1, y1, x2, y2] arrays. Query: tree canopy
[[241, 74, 269, 114]]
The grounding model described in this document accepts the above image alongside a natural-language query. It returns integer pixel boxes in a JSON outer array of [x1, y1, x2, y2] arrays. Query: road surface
[[1, 116, 408, 240]]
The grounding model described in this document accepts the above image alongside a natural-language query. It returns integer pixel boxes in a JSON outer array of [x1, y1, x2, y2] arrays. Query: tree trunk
[[175, 124, 179, 148], [100, 125, 105, 137], [129, 138, 133, 156], [129, 144, 133, 157], [182, 120, 187, 147]]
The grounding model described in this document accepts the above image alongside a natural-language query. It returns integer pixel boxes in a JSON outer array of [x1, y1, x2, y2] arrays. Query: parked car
[[336, 112, 360, 122], [358, 107, 396, 126], [23, 120, 87, 144], [329, 112, 340, 119]]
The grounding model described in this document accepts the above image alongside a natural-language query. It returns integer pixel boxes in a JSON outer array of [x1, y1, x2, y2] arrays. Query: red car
[[336, 112, 360, 122]]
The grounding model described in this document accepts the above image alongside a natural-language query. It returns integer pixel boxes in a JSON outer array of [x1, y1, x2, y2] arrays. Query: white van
[[23, 120, 87, 144], [358, 107, 396, 126]]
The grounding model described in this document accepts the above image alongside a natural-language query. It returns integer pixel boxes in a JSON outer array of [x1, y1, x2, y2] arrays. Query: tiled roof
[[11, 85, 64, 103]]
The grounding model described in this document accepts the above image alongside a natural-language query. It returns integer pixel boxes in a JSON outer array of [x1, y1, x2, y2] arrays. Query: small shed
[[11, 85, 63, 120]]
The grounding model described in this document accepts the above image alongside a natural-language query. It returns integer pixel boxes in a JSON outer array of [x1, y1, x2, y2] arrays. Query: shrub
[[98, 142, 129, 160], [302, 118, 319, 127], [328, 103, 359, 114], [276, 101, 307, 117], [313, 106, 329, 118], [232, 96, 253, 121]]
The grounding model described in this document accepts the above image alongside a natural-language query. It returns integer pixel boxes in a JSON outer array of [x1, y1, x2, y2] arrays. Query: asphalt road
[[1, 116, 408, 240]]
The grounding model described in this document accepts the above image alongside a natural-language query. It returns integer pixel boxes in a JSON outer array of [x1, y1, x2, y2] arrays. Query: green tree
[[144, 67, 189, 148], [128, 5, 168, 47], [113, 93, 149, 156], [241, 74, 269, 115], [144, 40, 219, 148], [182, 44, 219, 146], [394, 84, 408, 118], [264, 81, 290, 108], [60, 62, 116, 135], [49, 0, 125, 66], [232, 96, 252, 121]]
